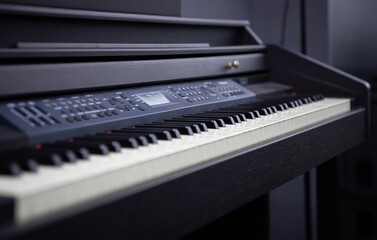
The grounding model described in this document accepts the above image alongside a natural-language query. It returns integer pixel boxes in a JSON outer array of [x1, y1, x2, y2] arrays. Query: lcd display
[[136, 91, 171, 106]]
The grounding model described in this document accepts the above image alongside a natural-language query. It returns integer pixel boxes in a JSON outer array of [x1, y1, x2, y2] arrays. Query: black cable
[[280, 0, 290, 46]]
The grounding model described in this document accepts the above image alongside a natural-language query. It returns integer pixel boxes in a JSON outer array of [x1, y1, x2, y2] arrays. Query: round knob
[[227, 62, 233, 69], [232, 60, 240, 68]]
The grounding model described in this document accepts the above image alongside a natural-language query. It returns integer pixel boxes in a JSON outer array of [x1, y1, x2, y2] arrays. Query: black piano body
[[0, 3, 370, 239]]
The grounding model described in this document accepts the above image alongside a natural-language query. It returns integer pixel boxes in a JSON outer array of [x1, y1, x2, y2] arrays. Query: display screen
[[136, 91, 171, 106]]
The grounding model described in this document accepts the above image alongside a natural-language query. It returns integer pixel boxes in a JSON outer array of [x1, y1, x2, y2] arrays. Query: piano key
[[95, 133, 149, 146], [41, 144, 90, 160], [23, 151, 63, 166], [76, 134, 137, 149], [260, 108, 269, 115], [119, 128, 173, 141], [183, 115, 234, 125], [175, 117, 226, 127], [129, 127, 181, 139], [0, 98, 351, 224], [165, 119, 217, 129], [109, 131, 157, 144], [73, 138, 124, 151], [31, 149, 78, 163], [139, 124, 194, 135], [149, 122, 202, 134], [188, 112, 243, 121], [0, 160, 22, 176], [16, 158, 39, 172], [51, 142, 110, 155]]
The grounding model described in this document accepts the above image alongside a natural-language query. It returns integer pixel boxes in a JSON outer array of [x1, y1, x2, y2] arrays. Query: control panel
[[0, 78, 255, 144]]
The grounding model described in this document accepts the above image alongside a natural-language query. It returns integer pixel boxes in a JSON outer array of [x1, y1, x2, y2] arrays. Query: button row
[[61, 105, 105, 114], [45, 98, 101, 108], [223, 91, 244, 97], [65, 110, 120, 122]]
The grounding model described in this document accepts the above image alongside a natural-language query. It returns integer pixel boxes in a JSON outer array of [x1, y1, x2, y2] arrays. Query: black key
[[302, 98, 309, 104], [149, 122, 202, 134], [266, 107, 274, 114], [182, 115, 231, 125], [86, 134, 139, 148], [253, 110, 261, 118], [178, 117, 226, 127], [191, 112, 243, 123], [41, 144, 90, 160], [271, 106, 278, 113], [110, 131, 158, 144], [25, 151, 63, 166], [166, 119, 218, 129], [119, 129, 172, 141], [130, 127, 180, 139], [0, 160, 22, 176], [209, 109, 253, 120], [100, 133, 149, 146], [74, 138, 124, 151], [52, 141, 109, 155], [139, 124, 194, 135], [260, 108, 269, 115], [16, 158, 38, 172], [32, 149, 77, 163]]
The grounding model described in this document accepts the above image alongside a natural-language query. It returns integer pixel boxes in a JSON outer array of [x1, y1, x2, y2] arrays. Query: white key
[[0, 98, 350, 223]]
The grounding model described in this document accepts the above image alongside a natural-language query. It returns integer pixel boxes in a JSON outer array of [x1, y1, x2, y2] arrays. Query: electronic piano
[[0, 3, 370, 240]]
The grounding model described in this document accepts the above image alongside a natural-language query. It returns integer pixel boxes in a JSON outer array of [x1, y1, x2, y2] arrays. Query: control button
[[82, 114, 90, 120], [170, 87, 177, 92], [109, 99, 116, 105], [94, 98, 100, 101], [77, 107, 85, 112], [111, 110, 119, 115], [67, 101, 73, 105], [93, 105, 100, 110], [100, 104, 106, 109], [74, 116, 82, 121], [137, 106, 145, 111], [97, 112, 105, 118], [81, 99, 87, 103], [85, 106, 93, 111], [186, 99, 193, 103], [90, 114, 98, 119], [129, 100, 137, 105], [190, 87, 195, 90], [223, 93, 229, 97], [65, 116, 74, 123], [69, 108, 76, 113], [104, 111, 112, 116], [120, 94, 128, 99], [60, 109, 68, 114], [178, 93, 185, 97], [123, 104, 131, 111]]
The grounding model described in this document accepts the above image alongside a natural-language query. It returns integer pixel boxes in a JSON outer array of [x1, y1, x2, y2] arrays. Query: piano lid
[[0, 3, 264, 59], [0, 3, 268, 98]]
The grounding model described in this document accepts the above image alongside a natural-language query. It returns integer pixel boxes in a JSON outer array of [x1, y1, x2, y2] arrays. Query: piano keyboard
[[0, 96, 350, 224]]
